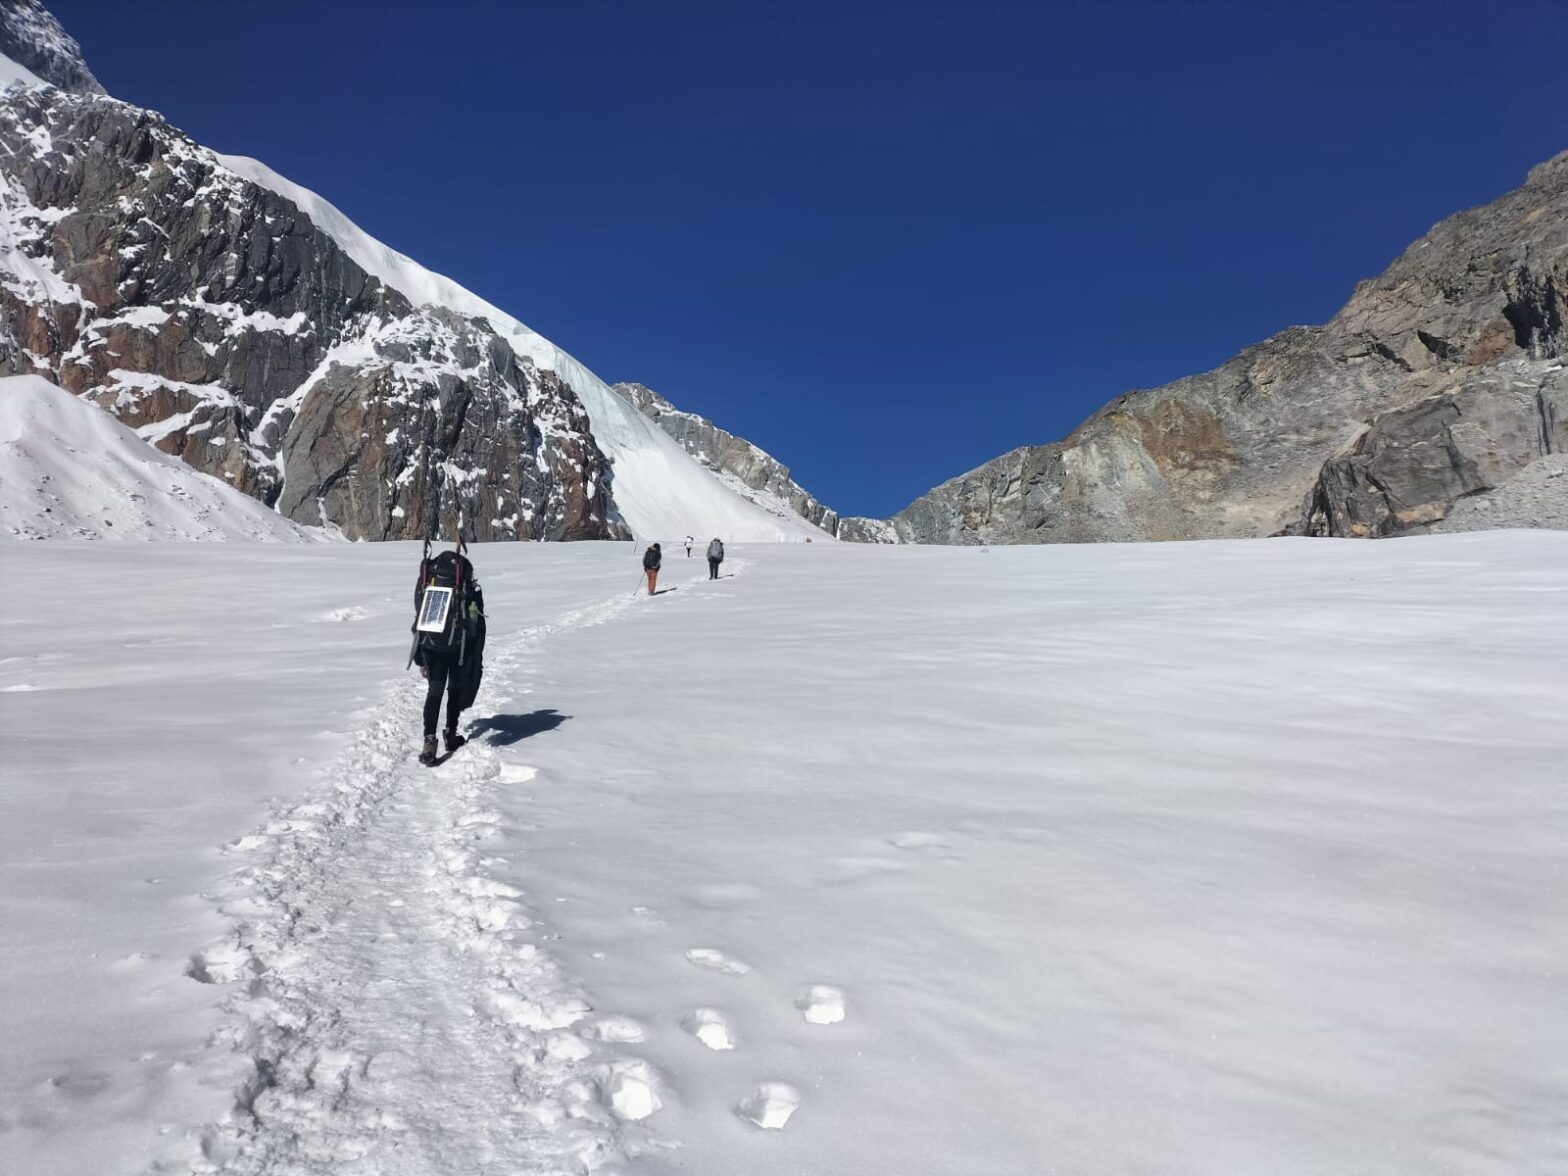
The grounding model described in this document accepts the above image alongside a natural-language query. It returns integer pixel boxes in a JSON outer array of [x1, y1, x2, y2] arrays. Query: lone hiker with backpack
[[409, 538, 486, 765], [707, 537, 724, 579], [643, 542, 662, 595]]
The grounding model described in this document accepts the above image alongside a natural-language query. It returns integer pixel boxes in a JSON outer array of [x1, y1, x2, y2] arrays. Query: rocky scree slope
[[611, 380, 839, 535], [872, 152, 1568, 544], [0, 54, 621, 541]]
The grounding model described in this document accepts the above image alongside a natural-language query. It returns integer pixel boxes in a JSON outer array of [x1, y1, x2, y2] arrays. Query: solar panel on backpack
[[416, 586, 454, 633]]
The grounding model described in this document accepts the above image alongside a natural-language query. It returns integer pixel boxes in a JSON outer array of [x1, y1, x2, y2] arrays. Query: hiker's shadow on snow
[[652, 587, 679, 596], [468, 710, 570, 747]]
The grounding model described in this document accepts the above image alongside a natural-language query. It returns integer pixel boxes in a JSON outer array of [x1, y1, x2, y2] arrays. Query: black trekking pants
[[708, 557, 721, 579], [421, 650, 464, 737]]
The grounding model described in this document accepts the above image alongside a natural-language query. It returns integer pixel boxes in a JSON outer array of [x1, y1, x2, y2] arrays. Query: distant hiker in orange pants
[[643, 542, 662, 594]]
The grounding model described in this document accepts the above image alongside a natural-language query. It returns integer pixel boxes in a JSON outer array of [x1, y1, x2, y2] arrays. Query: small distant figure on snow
[[707, 537, 724, 579], [643, 542, 662, 594], [685, 535, 694, 557], [409, 544, 486, 765]]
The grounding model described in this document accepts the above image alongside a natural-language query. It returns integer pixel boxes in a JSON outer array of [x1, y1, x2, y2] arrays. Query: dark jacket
[[643, 545, 662, 571], [707, 539, 724, 561]]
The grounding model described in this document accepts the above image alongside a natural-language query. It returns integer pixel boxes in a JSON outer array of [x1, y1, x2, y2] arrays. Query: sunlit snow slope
[[216, 154, 823, 542], [0, 375, 326, 541], [0, 46, 44, 89]]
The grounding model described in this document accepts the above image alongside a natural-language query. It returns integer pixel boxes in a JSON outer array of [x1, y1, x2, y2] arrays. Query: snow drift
[[0, 374, 326, 541]]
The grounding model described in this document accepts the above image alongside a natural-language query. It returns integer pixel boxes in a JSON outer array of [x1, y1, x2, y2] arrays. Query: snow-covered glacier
[[4, 533, 1567, 1175]]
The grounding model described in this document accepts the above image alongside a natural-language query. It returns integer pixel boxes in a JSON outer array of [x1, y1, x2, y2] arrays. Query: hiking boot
[[418, 736, 438, 765], [444, 729, 466, 753]]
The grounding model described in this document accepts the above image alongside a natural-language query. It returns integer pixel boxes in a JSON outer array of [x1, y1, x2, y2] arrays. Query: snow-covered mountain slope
[[0, 2, 821, 545], [4, 535, 1566, 1174], [611, 381, 840, 535], [0, 58, 622, 542], [0, 46, 43, 89], [217, 154, 823, 542], [0, 375, 326, 541]]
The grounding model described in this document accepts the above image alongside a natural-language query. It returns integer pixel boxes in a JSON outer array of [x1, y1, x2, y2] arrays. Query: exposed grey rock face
[[0, 0, 104, 94], [0, 70, 622, 540], [1295, 363, 1567, 536], [868, 151, 1568, 544], [611, 381, 839, 535], [835, 515, 898, 543]]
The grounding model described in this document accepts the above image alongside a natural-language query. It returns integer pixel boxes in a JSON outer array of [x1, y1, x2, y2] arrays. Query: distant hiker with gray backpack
[[408, 538, 486, 765], [707, 537, 724, 579]]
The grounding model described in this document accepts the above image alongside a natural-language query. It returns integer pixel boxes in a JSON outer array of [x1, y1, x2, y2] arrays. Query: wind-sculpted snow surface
[[4, 537, 1567, 1175]]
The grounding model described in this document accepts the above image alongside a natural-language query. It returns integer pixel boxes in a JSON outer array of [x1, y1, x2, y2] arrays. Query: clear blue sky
[[54, 0, 1568, 518]]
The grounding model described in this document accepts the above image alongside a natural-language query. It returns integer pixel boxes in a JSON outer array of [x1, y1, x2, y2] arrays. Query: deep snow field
[[2, 534, 1566, 1176]]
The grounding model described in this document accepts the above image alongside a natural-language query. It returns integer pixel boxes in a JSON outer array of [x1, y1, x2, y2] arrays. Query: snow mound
[[0, 375, 327, 541], [216, 153, 824, 542]]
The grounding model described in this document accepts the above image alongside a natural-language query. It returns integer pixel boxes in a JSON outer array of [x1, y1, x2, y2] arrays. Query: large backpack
[[411, 546, 483, 663]]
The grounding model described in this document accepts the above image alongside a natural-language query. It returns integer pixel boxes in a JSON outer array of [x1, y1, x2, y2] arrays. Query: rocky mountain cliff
[[0, 0, 101, 95], [7, 2, 1562, 549], [0, 60, 618, 540], [0, 3, 829, 544], [869, 152, 1568, 544], [610, 381, 839, 535]]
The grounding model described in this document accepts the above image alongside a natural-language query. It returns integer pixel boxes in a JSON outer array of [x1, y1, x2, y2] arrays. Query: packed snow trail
[[172, 565, 735, 1175]]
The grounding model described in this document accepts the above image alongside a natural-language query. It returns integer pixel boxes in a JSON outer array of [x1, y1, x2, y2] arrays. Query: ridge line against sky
[[49, 0, 1568, 518]]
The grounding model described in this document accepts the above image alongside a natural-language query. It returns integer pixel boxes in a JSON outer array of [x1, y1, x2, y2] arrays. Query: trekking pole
[[406, 536, 433, 669]]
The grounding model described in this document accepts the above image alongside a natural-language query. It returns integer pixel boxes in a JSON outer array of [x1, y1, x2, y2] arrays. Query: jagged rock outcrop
[[0, 0, 103, 95], [835, 515, 898, 543], [0, 54, 621, 539], [1295, 362, 1567, 536], [867, 151, 1568, 544], [611, 381, 839, 535]]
